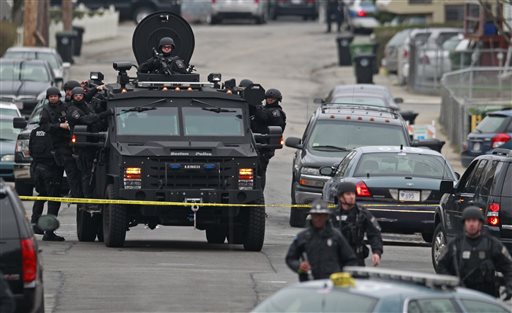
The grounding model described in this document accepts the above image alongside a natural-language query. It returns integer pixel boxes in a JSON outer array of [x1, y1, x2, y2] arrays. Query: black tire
[[209, 15, 220, 25], [421, 231, 433, 244], [243, 197, 265, 252], [95, 213, 104, 242], [15, 181, 33, 196], [289, 208, 307, 228], [36, 287, 45, 313], [76, 206, 97, 242], [206, 226, 226, 244], [103, 184, 127, 247], [431, 224, 447, 273]]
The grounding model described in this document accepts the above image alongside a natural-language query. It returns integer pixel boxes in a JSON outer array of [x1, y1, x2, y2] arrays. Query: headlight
[[1, 154, 14, 162], [300, 167, 320, 175], [299, 167, 327, 188], [15, 139, 30, 158]]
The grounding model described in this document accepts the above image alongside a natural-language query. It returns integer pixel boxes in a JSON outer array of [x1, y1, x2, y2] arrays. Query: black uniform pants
[[258, 150, 274, 190], [56, 146, 83, 198], [31, 163, 64, 223], [327, 8, 343, 32], [76, 148, 97, 198]]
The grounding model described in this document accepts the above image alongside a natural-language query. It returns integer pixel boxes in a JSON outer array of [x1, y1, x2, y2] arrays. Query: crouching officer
[[286, 200, 358, 281], [252, 88, 286, 189], [28, 121, 65, 241], [139, 37, 189, 75], [331, 181, 383, 266], [437, 206, 512, 300]]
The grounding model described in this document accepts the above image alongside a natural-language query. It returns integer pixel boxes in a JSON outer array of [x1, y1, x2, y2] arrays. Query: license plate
[[399, 190, 420, 202], [472, 142, 481, 152]]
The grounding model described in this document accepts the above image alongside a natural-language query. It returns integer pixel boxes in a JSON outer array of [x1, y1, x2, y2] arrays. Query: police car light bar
[[344, 267, 460, 290], [136, 81, 214, 89]]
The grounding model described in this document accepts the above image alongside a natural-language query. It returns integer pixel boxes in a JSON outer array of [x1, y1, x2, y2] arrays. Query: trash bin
[[56, 31, 76, 63], [400, 111, 419, 125], [353, 54, 375, 84], [72, 26, 85, 56], [335, 34, 354, 66], [412, 138, 445, 153], [350, 42, 379, 73]]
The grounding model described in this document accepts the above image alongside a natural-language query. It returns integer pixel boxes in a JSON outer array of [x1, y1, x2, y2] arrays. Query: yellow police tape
[[19, 195, 438, 212]]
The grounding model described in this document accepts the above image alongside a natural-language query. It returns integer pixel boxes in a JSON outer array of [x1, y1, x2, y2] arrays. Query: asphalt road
[[31, 20, 441, 313]]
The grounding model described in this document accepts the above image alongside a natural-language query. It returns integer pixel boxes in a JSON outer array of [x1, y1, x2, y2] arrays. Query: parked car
[[461, 110, 512, 167], [4, 47, 70, 84], [253, 267, 511, 313], [0, 102, 22, 118], [0, 179, 45, 313], [416, 30, 463, 80], [182, 0, 211, 23], [268, 0, 318, 21], [209, 0, 268, 24], [285, 105, 411, 227], [321, 146, 458, 242], [433, 149, 512, 271], [322, 84, 402, 112], [382, 29, 412, 74], [345, 0, 380, 32], [0, 59, 58, 116], [397, 28, 431, 85], [0, 117, 20, 181]]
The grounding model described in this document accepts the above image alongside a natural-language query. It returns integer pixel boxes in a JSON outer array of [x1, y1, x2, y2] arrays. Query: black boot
[[32, 224, 44, 235], [43, 231, 65, 241]]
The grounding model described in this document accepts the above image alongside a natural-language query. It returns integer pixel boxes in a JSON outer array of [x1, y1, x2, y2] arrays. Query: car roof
[[353, 145, 443, 156], [488, 109, 512, 117], [6, 47, 58, 54], [331, 84, 391, 95], [315, 106, 403, 126]]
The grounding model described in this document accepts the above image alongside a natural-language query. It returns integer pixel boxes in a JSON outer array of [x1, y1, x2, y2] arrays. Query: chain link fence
[[440, 67, 512, 149]]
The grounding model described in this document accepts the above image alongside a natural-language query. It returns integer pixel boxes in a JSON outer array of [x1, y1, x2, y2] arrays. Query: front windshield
[[307, 121, 408, 152], [0, 62, 50, 82], [183, 107, 244, 136], [354, 152, 454, 180], [0, 119, 20, 141], [331, 97, 387, 107], [116, 107, 179, 136]]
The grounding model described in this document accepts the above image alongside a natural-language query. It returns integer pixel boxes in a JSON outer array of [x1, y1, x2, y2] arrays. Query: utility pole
[[62, 0, 73, 31], [22, 0, 37, 46]]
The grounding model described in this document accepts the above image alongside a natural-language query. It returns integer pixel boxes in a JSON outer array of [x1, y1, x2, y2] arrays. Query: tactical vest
[[29, 126, 55, 164], [457, 236, 497, 293]]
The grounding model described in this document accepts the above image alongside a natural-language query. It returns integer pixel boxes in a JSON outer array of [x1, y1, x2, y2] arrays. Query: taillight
[[254, 0, 260, 3], [491, 133, 511, 148], [356, 181, 371, 197], [21, 238, 37, 284], [357, 10, 366, 17], [403, 49, 409, 59], [239, 168, 254, 190], [487, 203, 500, 226], [124, 167, 142, 189], [71, 134, 77, 144]]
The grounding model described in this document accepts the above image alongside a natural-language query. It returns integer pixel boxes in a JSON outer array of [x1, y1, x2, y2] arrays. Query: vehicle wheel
[[36, 288, 45, 313], [302, 15, 308, 21], [208, 15, 220, 25], [15, 181, 33, 196], [133, 6, 154, 24], [431, 224, 447, 273], [103, 184, 127, 247], [206, 226, 226, 244], [95, 213, 104, 242], [255, 14, 266, 24], [289, 208, 307, 228], [76, 206, 97, 242], [243, 197, 265, 251], [421, 231, 433, 244]]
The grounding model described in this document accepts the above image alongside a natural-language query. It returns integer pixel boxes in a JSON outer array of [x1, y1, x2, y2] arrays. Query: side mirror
[[394, 97, 404, 104], [13, 117, 28, 129], [440, 180, 454, 195], [319, 166, 335, 176], [285, 137, 303, 149], [399, 110, 418, 125], [20, 99, 38, 116], [55, 77, 63, 84], [314, 98, 324, 104], [37, 214, 60, 232]]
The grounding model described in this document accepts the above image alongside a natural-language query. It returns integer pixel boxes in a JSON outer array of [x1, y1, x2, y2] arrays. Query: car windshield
[[354, 152, 454, 179], [307, 121, 408, 152], [475, 115, 509, 133], [116, 106, 179, 136], [183, 107, 244, 136], [388, 30, 412, 46], [0, 108, 20, 118], [331, 97, 387, 107], [0, 119, 20, 141], [253, 287, 377, 313], [460, 299, 510, 313], [4, 51, 60, 69], [0, 62, 50, 82]]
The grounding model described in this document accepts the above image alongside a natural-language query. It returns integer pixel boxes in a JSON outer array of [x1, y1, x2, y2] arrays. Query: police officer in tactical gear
[[139, 37, 189, 75], [239, 79, 253, 89], [437, 206, 512, 300], [251, 88, 286, 189], [331, 181, 383, 266], [39, 87, 83, 201], [286, 199, 358, 281], [67, 87, 112, 199], [326, 0, 344, 33], [63, 80, 81, 103], [29, 119, 65, 241]]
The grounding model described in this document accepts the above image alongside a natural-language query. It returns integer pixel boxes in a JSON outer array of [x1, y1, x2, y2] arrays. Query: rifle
[[152, 47, 174, 76], [299, 252, 314, 282]]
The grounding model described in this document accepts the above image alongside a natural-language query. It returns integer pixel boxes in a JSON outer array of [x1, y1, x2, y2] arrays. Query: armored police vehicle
[[73, 12, 282, 251]]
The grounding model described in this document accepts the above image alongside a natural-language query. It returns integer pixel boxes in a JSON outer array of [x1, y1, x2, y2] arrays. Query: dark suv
[[285, 104, 411, 227], [432, 149, 512, 271], [0, 179, 45, 313]]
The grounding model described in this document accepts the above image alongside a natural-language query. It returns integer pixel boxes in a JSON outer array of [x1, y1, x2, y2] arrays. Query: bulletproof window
[[116, 106, 179, 136], [463, 159, 487, 194], [406, 299, 458, 313], [0, 194, 20, 238], [183, 107, 244, 136], [460, 299, 510, 313]]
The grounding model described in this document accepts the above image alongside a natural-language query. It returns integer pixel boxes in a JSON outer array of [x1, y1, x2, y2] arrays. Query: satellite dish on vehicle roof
[[132, 12, 195, 65]]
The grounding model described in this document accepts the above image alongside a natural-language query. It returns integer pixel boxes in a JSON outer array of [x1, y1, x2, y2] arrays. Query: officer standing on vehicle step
[[139, 37, 189, 75], [39, 87, 83, 200], [252, 88, 286, 189], [29, 117, 65, 241], [67, 87, 111, 199], [286, 199, 358, 281], [331, 181, 383, 266], [437, 206, 512, 300]]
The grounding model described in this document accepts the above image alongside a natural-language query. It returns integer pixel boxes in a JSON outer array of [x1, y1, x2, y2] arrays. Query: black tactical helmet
[[63, 80, 80, 91], [46, 87, 60, 99], [336, 181, 357, 197], [239, 79, 253, 88], [309, 199, 331, 214], [71, 87, 85, 96], [159, 37, 175, 49], [265, 88, 282, 101], [461, 206, 485, 223]]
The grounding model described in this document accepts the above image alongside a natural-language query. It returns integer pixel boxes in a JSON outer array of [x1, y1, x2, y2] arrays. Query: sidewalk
[[314, 64, 465, 174]]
